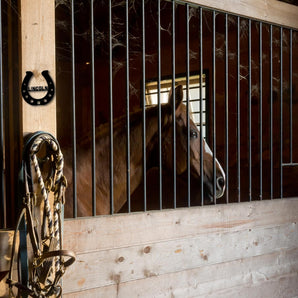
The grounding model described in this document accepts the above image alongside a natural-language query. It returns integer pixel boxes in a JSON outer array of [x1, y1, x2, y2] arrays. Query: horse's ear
[[168, 85, 183, 109]]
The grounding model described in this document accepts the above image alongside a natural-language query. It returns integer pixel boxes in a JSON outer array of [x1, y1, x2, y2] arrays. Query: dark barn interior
[[55, 1, 298, 216]]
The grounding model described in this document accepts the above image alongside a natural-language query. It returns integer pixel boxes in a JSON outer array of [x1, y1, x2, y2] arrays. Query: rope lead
[[7, 132, 75, 297]]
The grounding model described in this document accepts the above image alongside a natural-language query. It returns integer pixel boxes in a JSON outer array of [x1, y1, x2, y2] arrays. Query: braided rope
[[30, 137, 54, 238], [29, 134, 65, 275]]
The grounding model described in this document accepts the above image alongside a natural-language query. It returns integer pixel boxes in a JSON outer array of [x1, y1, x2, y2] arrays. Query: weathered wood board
[[21, 0, 56, 136], [61, 199, 298, 297], [188, 0, 298, 29]]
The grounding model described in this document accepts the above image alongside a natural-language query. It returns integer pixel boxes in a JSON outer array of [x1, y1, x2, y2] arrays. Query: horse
[[64, 85, 225, 217]]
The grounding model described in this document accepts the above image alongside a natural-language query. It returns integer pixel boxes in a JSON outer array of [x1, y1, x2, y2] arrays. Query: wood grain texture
[[63, 248, 298, 297], [21, 0, 56, 136], [62, 199, 298, 296], [187, 0, 298, 29], [63, 199, 298, 253], [0, 1, 57, 296], [0, 230, 15, 272], [0, 230, 16, 297]]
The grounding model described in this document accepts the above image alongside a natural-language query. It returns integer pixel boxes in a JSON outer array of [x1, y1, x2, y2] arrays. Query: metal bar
[[248, 19, 252, 201], [212, 11, 216, 204], [259, 22, 263, 200], [186, 4, 190, 207], [0, 0, 5, 228], [199, 7, 204, 206], [90, 0, 96, 216], [270, 24, 273, 200], [71, 0, 77, 218], [289, 29, 293, 163], [280, 27, 283, 199], [142, 0, 146, 211], [172, 0, 177, 209], [225, 13, 229, 204], [237, 16, 241, 202], [126, 0, 131, 212], [158, 0, 162, 209], [282, 163, 298, 167], [109, 0, 114, 214]]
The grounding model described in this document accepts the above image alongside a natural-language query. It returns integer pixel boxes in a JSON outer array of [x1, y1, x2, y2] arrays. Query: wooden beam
[[21, 0, 56, 136], [63, 199, 298, 253], [186, 0, 298, 29], [63, 248, 298, 297]]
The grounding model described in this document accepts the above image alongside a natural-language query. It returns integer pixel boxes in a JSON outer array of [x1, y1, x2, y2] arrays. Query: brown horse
[[64, 85, 225, 217]]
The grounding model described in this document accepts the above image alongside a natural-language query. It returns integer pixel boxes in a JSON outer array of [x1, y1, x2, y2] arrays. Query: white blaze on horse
[[64, 85, 225, 217]]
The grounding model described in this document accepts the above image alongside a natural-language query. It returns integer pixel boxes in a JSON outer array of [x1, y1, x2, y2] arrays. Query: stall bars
[[66, 0, 297, 218]]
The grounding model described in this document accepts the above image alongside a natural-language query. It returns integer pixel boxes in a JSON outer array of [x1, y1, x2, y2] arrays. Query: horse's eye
[[190, 130, 198, 139]]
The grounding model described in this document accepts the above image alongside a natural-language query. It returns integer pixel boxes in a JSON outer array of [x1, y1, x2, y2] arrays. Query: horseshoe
[[21, 70, 55, 106]]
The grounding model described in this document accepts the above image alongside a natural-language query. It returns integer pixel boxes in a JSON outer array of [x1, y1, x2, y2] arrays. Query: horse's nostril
[[217, 177, 225, 189]]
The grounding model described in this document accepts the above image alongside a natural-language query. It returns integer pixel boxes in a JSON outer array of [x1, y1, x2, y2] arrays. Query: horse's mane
[[78, 103, 173, 148]]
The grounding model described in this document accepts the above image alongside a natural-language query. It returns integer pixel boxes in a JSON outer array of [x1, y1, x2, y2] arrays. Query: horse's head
[[162, 85, 226, 202]]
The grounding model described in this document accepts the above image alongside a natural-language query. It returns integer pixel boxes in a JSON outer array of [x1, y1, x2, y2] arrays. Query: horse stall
[[1, 0, 298, 297]]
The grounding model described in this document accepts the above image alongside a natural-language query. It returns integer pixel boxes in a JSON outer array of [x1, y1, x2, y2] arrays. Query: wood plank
[[0, 230, 16, 298], [62, 222, 298, 293], [0, 230, 15, 272], [64, 199, 298, 254], [63, 247, 298, 297], [187, 0, 298, 29], [21, 0, 56, 136], [204, 273, 298, 298]]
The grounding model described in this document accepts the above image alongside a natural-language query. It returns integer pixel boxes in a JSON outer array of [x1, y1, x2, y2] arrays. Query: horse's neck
[[94, 105, 171, 156]]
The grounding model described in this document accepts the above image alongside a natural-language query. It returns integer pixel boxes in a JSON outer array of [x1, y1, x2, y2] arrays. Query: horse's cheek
[[191, 145, 200, 161], [176, 158, 187, 175]]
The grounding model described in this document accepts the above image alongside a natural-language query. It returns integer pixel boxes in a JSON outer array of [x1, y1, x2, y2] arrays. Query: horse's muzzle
[[203, 174, 226, 203]]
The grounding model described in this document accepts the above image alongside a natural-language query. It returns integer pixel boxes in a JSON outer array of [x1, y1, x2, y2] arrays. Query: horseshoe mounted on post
[[21, 70, 55, 106]]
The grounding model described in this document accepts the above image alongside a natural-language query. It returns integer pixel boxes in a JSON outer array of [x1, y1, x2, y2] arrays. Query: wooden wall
[[62, 199, 298, 297]]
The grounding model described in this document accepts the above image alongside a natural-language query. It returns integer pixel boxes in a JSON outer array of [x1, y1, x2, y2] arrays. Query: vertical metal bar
[[212, 11, 216, 204], [126, 0, 131, 212], [237, 16, 241, 202], [90, 0, 96, 216], [289, 29, 293, 163], [270, 24, 273, 199], [71, 0, 77, 218], [109, 0, 114, 214], [248, 19, 252, 201], [259, 22, 263, 200], [199, 7, 204, 206], [0, 0, 5, 228], [186, 4, 190, 207], [172, 0, 177, 209], [225, 13, 229, 204], [158, 0, 162, 209], [280, 27, 283, 199], [142, 0, 146, 211]]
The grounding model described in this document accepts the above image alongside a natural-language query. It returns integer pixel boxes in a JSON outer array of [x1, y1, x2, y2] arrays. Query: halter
[[6, 132, 75, 297]]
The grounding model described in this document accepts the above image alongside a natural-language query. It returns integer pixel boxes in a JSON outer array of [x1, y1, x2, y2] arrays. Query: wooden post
[[21, 0, 56, 136]]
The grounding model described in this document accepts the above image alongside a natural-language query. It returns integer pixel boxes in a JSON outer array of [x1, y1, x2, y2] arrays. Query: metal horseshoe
[[21, 70, 55, 106]]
